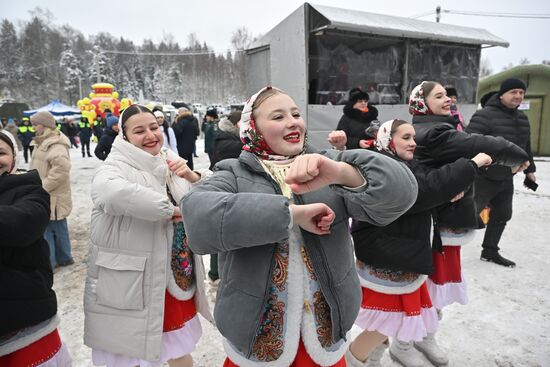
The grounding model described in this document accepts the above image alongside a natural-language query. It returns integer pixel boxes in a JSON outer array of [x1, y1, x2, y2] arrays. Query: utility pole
[[436, 6, 441, 22], [78, 76, 82, 100], [96, 55, 101, 83]]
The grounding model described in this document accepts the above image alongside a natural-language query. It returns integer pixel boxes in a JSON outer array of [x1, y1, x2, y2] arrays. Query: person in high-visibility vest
[[18, 117, 35, 163], [78, 117, 93, 157]]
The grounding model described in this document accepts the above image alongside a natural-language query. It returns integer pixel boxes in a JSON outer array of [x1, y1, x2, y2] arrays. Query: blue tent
[[23, 99, 81, 117]]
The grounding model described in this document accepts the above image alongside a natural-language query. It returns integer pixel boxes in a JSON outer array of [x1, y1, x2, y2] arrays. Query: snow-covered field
[[17, 140, 550, 366]]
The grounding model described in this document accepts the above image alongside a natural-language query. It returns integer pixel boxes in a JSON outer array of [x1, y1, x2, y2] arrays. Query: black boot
[[481, 250, 516, 267]]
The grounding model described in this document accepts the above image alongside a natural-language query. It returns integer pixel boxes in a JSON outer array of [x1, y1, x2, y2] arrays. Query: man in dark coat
[[172, 108, 200, 170], [467, 78, 536, 267], [202, 108, 219, 169]]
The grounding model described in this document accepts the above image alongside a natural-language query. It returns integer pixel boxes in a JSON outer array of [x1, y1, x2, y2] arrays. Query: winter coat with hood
[[83, 136, 210, 361], [412, 114, 529, 229], [336, 103, 379, 149], [467, 93, 536, 181], [211, 117, 243, 166], [172, 111, 200, 157], [29, 128, 72, 221], [0, 170, 57, 344], [181, 147, 418, 359]]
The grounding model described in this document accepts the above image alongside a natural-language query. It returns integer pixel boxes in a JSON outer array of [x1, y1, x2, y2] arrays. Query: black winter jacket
[[467, 94, 536, 180], [412, 114, 529, 230], [173, 114, 200, 157], [0, 170, 57, 337], [94, 128, 118, 161], [352, 155, 478, 274], [211, 119, 243, 167], [336, 104, 379, 149]]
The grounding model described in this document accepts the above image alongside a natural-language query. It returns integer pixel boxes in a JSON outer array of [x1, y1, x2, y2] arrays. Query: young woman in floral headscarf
[[346, 119, 492, 367], [181, 86, 418, 367], [407, 81, 529, 365]]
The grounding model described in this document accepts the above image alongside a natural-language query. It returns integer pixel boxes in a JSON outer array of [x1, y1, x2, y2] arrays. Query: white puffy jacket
[[83, 136, 210, 361]]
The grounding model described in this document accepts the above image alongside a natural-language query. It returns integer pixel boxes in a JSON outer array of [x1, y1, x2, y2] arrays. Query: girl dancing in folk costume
[[83, 104, 212, 367], [181, 86, 418, 367], [0, 130, 72, 366], [346, 120, 492, 367], [407, 81, 530, 365]]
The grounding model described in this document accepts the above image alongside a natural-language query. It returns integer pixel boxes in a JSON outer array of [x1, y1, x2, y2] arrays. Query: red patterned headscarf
[[408, 81, 432, 115], [239, 86, 305, 161]]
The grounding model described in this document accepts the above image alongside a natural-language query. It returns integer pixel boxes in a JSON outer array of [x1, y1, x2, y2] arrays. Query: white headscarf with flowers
[[375, 119, 397, 155], [239, 86, 306, 161], [408, 81, 432, 115]]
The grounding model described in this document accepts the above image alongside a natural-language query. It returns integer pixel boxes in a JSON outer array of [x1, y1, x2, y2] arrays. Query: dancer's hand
[[168, 159, 200, 182], [327, 130, 347, 150], [285, 154, 364, 194], [290, 203, 335, 235], [471, 153, 492, 167]]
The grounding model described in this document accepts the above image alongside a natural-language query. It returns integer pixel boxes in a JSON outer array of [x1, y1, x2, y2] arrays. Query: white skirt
[[92, 315, 202, 367]]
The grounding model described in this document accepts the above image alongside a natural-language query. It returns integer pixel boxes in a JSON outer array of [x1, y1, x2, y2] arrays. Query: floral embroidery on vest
[[368, 266, 418, 283], [171, 222, 195, 291], [313, 290, 333, 348], [301, 246, 317, 281], [251, 243, 289, 361], [302, 245, 335, 349]]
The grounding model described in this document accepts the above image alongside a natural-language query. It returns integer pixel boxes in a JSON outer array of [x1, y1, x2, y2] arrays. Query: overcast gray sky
[[2, 0, 549, 72]]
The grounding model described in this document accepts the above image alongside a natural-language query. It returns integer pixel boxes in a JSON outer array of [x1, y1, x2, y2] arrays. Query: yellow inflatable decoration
[[77, 83, 133, 127]]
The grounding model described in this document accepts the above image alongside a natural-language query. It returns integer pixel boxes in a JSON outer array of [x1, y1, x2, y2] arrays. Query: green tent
[[478, 64, 550, 156], [0, 102, 30, 122]]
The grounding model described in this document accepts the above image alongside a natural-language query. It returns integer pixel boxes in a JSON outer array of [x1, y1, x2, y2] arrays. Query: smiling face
[[254, 93, 306, 157], [392, 123, 416, 161], [425, 84, 451, 116], [0, 139, 14, 175], [124, 112, 163, 155]]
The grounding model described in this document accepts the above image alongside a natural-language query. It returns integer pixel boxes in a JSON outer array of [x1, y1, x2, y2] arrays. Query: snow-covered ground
[[17, 140, 550, 366]]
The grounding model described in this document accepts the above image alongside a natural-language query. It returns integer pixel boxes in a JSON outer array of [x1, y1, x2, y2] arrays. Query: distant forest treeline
[[0, 8, 254, 108]]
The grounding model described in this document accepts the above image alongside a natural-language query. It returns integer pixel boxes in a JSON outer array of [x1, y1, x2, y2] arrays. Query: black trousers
[[474, 175, 514, 253], [81, 140, 91, 156], [23, 145, 34, 163]]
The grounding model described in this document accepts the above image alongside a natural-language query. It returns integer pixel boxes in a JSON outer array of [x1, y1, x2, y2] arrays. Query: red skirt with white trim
[[92, 290, 202, 367], [354, 282, 439, 342], [0, 329, 72, 367], [222, 338, 346, 367], [427, 246, 468, 309]]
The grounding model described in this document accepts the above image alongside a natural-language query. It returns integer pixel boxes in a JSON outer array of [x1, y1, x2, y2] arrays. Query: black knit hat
[[206, 108, 218, 119], [348, 87, 370, 105], [445, 86, 458, 98], [498, 78, 526, 96]]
